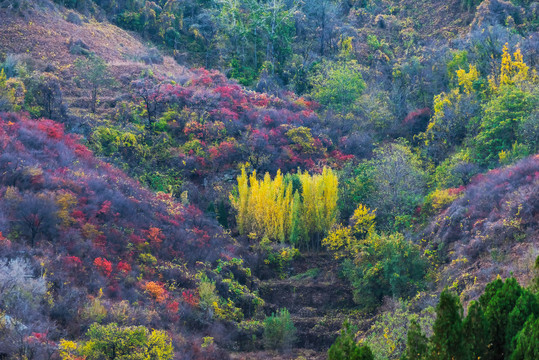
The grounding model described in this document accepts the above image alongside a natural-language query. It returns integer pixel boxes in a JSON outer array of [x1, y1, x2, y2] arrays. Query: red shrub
[[94, 257, 113, 277], [117, 261, 132, 273], [182, 290, 199, 307]]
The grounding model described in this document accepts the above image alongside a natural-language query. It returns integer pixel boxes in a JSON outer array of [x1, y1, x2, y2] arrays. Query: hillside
[[427, 155, 539, 301], [0, 0, 538, 359], [0, 112, 242, 358]]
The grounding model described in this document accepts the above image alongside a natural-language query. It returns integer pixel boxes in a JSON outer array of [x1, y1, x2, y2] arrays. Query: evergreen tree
[[430, 289, 468, 360], [510, 315, 539, 360], [506, 290, 539, 356], [402, 319, 428, 360], [263, 308, 297, 352], [479, 277, 504, 308], [483, 278, 523, 360], [463, 300, 489, 360]]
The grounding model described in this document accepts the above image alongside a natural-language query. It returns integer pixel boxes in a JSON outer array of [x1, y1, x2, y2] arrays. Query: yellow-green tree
[[322, 204, 375, 258], [59, 323, 173, 360], [0, 68, 26, 111], [231, 167, 338, 248], [299, 167, 339, 248], [488, 44, 535, 91]]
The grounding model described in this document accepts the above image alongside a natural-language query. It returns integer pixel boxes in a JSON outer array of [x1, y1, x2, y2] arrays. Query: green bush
[[309, 60, 366, 112], [342, 233, 427, 310], [474, 86, 537, 165], [263, 308, 297, 351], [328, 320, 374, 360]]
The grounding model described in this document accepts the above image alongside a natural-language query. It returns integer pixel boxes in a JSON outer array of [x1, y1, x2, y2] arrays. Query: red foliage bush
[[117, 261, 132, 273], [94, 257, 113, 277], [182, 290, 199, 307]]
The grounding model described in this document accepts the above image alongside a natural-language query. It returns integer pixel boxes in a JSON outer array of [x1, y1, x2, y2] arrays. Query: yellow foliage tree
[[351, 204, 376, 238], [489, 43, 536, 91], [0, 68, 26, 111], [456, 65, 480, 94], [66, 323, 174, 360], [322, 204, 375, 258], [144, 281, 167, 303], [299, 167, 339, 247], [321, 224, 355, 259], [231, 167, 338, 248], [56, 191, 78, 227]]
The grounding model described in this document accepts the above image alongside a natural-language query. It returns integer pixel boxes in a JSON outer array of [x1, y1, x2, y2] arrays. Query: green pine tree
[[402, 319, 428, 360], [506, 290, 539, 356], [430, 289, 468, 360], [483, 278, 523, 360], [463, 300, 489, 360], [510, 315, 539, 360]]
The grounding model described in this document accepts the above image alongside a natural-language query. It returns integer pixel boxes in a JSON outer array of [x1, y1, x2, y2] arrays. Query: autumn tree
[[0, 68, 26, 112], [322, 204, 375, 258], [73, 323, 173, 360], [419, 66, 482, 164], [299, 167, 339, 248], [231, 166, 338, 248]]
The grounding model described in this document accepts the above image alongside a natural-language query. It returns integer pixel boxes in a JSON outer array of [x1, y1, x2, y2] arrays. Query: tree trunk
[[91, 86, 98, 113]]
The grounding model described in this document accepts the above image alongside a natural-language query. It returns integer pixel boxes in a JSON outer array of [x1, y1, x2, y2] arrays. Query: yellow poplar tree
[[231, 167, 338, 246], [299, 167, 339, 246]]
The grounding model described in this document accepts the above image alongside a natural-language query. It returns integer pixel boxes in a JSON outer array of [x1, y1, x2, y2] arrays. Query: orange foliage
[[146, 227, 164, 247], [144, 281, 167, 302]]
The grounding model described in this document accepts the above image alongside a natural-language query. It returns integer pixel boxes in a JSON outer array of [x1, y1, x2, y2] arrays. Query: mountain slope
[[0, 112, 238, 358]]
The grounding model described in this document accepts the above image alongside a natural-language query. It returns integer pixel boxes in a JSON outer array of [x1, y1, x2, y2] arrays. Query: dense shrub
[[425, 155, 539, 262], [59, 323, 174, 360], [0, 112, 241, 357]]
